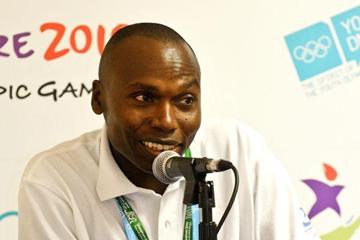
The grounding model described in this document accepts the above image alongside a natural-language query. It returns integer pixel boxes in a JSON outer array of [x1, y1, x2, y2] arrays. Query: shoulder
[[21, 129, 102, 185], [191, 118, 284, 185], [192, 118, 267, 160]]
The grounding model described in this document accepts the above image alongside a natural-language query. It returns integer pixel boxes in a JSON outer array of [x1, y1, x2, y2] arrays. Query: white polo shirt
[[18, 119, 319, 240]]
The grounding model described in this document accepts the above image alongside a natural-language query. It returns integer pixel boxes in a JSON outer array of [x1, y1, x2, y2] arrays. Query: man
[[19, 23, 319, 239]]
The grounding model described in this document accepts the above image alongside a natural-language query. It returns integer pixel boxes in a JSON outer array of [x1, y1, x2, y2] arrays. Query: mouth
[[141, 140, 181, 155]]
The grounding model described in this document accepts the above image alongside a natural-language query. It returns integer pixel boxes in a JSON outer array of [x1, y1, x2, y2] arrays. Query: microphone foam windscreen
[[152, 150, 180, 184]]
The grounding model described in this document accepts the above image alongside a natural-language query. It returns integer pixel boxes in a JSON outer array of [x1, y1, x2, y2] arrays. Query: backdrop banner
[[1, 1, 359, 239]]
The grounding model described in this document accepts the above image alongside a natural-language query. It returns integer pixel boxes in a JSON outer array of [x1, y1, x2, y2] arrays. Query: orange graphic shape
[[323, 163, 337, 181]]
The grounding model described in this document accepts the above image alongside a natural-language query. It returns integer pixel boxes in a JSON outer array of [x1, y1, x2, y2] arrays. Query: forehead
[[103, 36, 200, 87]]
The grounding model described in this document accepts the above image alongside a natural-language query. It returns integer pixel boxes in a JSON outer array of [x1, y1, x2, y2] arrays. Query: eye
[[134, 94, 153, 102], [178, 95, 196, 106]]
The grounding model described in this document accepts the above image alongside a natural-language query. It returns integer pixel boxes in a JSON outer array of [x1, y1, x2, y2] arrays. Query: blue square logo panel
[[285, 22, 343, 81], [331, 6, 360, 64]]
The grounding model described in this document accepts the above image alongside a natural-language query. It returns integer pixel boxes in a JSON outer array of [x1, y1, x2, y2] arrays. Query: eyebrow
[[126, 83, 158, 92], [181, 79, 200, 89], [126, 79, 200, 92]]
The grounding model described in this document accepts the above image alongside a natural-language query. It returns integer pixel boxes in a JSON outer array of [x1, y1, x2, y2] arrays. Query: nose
[[149, 102, 177, 132]]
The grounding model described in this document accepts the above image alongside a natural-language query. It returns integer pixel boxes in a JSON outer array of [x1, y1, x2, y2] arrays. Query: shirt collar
[[96, 126, 139, 201], [96, 126, 186, 202]]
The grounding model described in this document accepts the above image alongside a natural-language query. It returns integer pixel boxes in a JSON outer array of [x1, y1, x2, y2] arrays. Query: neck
[[110, 144, 168, 195]]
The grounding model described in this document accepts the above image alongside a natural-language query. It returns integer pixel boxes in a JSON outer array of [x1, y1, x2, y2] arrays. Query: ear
[[91, 80, 104, 115]]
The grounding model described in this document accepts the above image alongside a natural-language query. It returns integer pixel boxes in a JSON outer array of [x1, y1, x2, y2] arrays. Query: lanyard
[[116, 149, 199, 240]]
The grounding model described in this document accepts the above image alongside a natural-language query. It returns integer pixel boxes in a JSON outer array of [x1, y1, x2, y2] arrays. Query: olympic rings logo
[[293, 36, 332, 63]]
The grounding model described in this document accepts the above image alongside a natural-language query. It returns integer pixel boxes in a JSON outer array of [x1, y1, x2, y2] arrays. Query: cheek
[[181, 109, 201, 135], [104, 106, 136, 141], [181, 115, 200, 151], [123, 108, 148, 127], [106, 111, 139, 155], [109, 108, 149, 141], [106, 100, 140, 127]]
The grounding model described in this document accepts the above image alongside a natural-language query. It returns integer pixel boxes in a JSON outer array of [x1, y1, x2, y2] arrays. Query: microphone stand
[[182, 166, 217, 240], [198, 179, 217, 240]]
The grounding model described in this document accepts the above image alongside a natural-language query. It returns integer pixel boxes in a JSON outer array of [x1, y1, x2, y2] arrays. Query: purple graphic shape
[[0, 35, 10, 57], [13, 32, 34, 58], [302, 179, 344, 219]]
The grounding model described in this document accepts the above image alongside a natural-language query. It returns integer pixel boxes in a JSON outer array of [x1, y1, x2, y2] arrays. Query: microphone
[[152, 150, 233, 184]]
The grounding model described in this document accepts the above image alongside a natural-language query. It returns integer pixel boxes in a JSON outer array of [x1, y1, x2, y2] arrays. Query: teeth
[[142, 141, 176, 151]]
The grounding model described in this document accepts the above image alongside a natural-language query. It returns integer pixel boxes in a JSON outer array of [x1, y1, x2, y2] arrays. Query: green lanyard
[[116, 196, 194, 240], [183, 204, 193, 240], [116, 196, 150, 240], [116, 149, 195, 240]]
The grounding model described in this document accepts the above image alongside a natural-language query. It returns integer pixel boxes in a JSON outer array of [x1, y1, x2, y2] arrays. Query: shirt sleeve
[[252, 138, 320, 240], [18, 180, 78, 240]]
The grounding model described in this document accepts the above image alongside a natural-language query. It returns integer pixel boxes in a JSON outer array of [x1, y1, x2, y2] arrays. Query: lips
[[140, 139, 181, 155], [142, 141, 177, 151]]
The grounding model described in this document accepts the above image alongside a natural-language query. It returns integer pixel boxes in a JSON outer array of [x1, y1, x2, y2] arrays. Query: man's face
[[92, 36, 201, 174]]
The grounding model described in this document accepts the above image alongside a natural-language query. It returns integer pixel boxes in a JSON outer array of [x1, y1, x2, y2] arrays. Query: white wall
[[1, 0, 359, 239]]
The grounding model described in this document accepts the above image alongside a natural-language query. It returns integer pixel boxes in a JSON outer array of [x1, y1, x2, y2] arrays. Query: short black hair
[[98, 22, 199, 79]]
